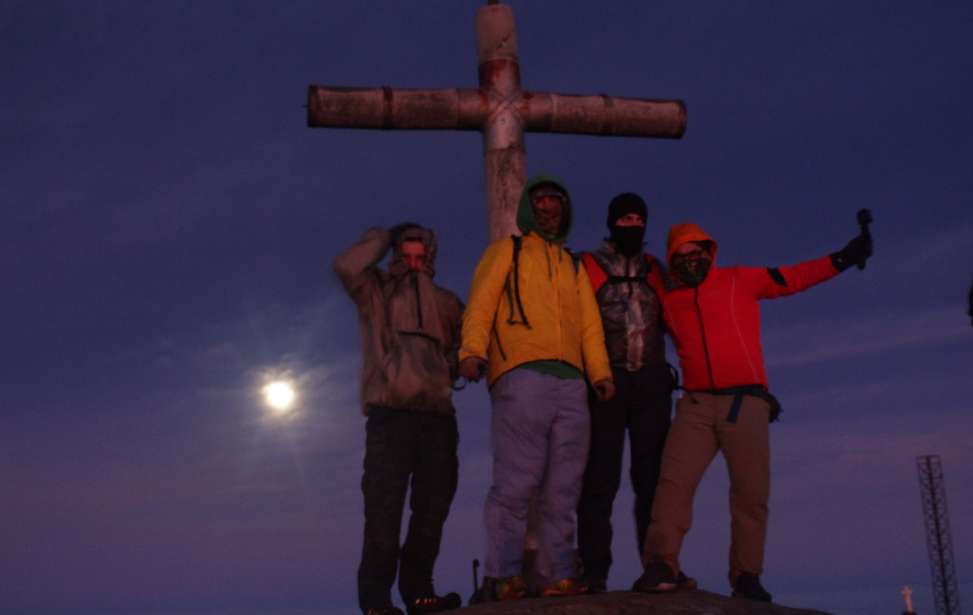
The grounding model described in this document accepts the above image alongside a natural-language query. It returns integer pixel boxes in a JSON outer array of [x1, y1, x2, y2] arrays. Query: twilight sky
[[2, 2, 971, 614]]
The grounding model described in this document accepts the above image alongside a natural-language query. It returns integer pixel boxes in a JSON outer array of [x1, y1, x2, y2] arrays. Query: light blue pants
[[483, 368, 590, 581]]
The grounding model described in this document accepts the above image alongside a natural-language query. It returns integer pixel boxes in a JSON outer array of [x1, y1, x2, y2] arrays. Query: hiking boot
[[405, 592, 461, 614], [677, 571, 698, 591], [732, 573, 772, 602], [496, 575, 528, 600], [631, 561, 678, 593], [469, 575, 527, 604], [363, 607, 404, 615], [541, 577, 589, 597]]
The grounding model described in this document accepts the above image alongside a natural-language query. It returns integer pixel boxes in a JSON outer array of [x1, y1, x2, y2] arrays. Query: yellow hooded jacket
[[459, 176, 611, 387]]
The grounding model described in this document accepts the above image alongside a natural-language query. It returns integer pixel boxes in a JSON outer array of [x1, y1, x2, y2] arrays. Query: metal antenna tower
[[917, 455, 961, 615]]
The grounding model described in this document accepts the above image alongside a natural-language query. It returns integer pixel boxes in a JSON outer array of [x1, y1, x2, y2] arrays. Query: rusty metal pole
[[476, 3, 524, 242]]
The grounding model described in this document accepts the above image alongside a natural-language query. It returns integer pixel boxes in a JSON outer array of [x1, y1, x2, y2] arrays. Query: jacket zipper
[[626, 255, 634, 298], [413, 274, 424, 329], [693, 287, 716, 389]]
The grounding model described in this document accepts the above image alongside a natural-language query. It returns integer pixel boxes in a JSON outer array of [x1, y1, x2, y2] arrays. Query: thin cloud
[[765, 304, 967, 369], [892, 222, 973, 277]]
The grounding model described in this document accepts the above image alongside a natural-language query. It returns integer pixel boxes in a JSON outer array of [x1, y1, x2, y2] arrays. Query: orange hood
[[667, 222, 719, 265]]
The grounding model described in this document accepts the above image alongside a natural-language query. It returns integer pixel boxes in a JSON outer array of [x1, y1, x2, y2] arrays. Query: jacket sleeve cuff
[[586, 364, 613, 385], [830, 251, 853, 272], [458, 348, 485, 362]]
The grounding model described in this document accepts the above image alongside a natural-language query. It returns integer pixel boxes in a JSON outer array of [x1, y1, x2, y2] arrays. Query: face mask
[[671, 253, 712, 287], [609, 225, 646, 257]]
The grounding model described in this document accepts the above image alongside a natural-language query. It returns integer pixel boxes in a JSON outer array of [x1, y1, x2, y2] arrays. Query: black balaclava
[[671, 243, 713, 287], [606, 192, 648, 257]]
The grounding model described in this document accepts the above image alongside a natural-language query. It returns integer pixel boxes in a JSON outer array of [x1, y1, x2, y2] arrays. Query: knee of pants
[[729, 474, 769, 505], [581, 469, 622, 500], [363, 529, 401, 555], [630, 459, 662, 490], [487, 482, 535, 519], [650, 493, 693, 532], [578, 488, 619, 517], [413, 495, 454, 527]]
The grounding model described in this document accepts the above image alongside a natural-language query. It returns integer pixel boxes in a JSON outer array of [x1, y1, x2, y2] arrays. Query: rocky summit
[[458, 590, 833, 615]]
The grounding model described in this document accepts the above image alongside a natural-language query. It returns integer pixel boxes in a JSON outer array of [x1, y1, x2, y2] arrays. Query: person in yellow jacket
[[459, 175, 614, 600]]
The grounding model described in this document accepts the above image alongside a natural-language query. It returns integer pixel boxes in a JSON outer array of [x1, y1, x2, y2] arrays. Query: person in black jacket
[[575, 193, 688, 593]]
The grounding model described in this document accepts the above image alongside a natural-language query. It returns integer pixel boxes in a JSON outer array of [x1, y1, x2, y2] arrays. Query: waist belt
[[691, 385, 783, 423]]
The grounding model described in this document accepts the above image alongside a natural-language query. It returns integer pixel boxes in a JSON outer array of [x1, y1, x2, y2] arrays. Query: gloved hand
[[592, 379, 615, 401], [459, 356, 487, 382], [830, 232, 873, 272]]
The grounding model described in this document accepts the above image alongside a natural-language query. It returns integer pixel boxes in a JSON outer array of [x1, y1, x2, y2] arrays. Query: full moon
[[263, 381, 296, 412]]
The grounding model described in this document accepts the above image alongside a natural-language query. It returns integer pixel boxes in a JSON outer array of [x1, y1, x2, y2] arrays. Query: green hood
[[516, 174, 573, 243]]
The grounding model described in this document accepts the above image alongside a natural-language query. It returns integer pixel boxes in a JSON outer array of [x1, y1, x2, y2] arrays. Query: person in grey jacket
[[334, 223, 464, 615]]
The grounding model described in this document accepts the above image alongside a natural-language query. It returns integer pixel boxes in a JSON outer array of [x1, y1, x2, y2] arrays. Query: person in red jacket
[[633, 222, 872, 602]]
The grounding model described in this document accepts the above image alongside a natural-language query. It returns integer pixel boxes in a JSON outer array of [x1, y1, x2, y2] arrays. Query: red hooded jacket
[[663, 223, 839, 390]]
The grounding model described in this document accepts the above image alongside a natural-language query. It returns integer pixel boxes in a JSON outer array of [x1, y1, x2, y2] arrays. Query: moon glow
[[263, 381, 296, 412]]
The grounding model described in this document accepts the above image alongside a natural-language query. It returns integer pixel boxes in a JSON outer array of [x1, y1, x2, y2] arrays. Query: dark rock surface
[[457, 590, 833, 614]]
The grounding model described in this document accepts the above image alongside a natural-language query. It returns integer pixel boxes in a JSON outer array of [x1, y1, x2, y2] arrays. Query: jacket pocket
[[383, 331, 452, 410]]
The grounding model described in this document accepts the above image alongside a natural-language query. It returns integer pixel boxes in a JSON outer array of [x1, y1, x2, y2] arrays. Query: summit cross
[[307, 1, 686, 241]]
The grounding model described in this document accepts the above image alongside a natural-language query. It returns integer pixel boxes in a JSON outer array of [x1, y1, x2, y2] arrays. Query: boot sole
[[541, 590, 589, 597]]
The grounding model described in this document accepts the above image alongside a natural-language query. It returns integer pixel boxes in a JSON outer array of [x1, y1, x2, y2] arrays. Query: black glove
[[830, 232, 873, 272]]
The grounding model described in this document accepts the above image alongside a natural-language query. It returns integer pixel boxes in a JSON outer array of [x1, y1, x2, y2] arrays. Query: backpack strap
[[508, 235, 530, 327], [581, 252, 608, 294], [644, 254, 667, 298], [585, 251, 665, 297]]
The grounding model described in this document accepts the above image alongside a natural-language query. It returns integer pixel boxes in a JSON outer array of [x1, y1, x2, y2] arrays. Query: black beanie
[[606, 192, 648, 229]]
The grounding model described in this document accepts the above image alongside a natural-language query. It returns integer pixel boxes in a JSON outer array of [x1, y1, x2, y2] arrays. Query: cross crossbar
[[308, 87, 685, 139], [307, 3, 686, 240]]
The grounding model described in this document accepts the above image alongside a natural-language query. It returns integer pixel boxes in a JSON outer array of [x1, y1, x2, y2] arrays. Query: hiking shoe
[[405, 592, 461, 614], [732, 573, 772, 602], [496, 575, 528, 600], [631, 561, 678, 593], [363, 607, 404, 615], [677, 571, 698, 591], [541, 577, 589, 597]]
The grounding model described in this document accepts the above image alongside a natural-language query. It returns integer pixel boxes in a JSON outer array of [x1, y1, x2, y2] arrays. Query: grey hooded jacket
[[334, 225, 464, 414]]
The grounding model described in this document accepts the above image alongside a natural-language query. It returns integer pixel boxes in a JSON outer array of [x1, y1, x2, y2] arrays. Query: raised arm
[[741, 231, 872, 299], [332, 227, 390, 307], [739, 256, 839, 300]]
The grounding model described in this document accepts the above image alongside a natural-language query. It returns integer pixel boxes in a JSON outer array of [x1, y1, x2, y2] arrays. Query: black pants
[[576, 367, 672, 582], [357, 406, 459, 611]]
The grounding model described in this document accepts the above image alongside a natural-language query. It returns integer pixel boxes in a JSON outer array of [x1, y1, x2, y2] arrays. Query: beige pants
[[642, 391, 770, 584]]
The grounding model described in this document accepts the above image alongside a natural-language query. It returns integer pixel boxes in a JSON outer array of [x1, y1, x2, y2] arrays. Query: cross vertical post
[[477, 3, 524, 240]]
